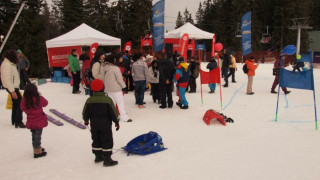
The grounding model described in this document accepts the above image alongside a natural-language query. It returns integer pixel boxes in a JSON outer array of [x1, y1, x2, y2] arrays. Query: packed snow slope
[[1, 63, 320, 180]]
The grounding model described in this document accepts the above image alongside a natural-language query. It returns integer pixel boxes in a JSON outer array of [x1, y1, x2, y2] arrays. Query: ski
[[49, 109, 86, 129], [46, 114, 64, 126]]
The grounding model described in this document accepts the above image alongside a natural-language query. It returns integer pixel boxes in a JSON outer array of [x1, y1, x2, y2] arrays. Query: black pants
[[222, 67, 229, 85], [19, 69, 31, 89], [6, 88, 23, 125], [228, 68, 236, 82], [160, 82, 173, 107], [151, 83, 160, 102], [91, 124, 113, 154], [188, 76, 197, 92], [125, 74, 134, 91], [72, 71, 81, 93], [31, 129, 43, 149]]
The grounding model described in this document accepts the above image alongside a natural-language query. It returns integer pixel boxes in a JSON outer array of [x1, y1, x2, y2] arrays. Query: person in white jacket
[[104, 54, 132, 122], [0, 49, 25, 128], [91, 52, 105, 81]]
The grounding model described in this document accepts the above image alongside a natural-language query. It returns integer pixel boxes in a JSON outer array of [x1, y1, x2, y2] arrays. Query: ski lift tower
[[289, 17, 312, 54]]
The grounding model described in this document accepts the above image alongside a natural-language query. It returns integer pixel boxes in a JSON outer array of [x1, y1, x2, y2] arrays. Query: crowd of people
[[0, 47, 297, 166]]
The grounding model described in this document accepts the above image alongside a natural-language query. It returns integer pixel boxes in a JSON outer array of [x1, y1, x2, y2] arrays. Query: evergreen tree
[[0, 1, 19, 52], [195, 2, 204, 26], [175, 11, 184, 29], [53, 0, 84, 33], [9, 0, 50, 78], [183, 8, 194, 24]]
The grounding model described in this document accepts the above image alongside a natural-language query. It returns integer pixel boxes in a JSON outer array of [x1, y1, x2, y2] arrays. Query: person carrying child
[[82, 79, 120, 167], [20, 84, 48, 158]]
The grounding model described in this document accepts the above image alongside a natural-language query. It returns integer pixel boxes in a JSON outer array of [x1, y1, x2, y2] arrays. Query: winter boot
[[103, 151, 118, 167], [284, 91, 291, 95], [93, 150, 104, 163], [180, 105, 189, 109], [34, 148, 47, 158]]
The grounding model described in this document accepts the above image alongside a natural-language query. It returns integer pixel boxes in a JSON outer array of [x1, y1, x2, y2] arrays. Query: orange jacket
[[245, 59, 258, 76]]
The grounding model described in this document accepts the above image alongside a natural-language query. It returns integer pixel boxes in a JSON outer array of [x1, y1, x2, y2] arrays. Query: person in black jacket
[[122, 51, 134, 92], [222, 49, 230, 87], [206, 58, 218, 93], [188, 57, 197, 93], [82, 79, 120, 167], [158, 52, 175, 109]]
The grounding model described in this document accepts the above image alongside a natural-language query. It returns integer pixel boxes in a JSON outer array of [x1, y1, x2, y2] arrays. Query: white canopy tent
[[46, 23, 121, 48], [165, 22, 214, 39]]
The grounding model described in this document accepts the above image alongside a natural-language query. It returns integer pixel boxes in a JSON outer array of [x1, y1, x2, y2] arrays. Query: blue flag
[[280, 50, 314, 90], [241, 11, 252, 56], [152, 0, 165, 52]]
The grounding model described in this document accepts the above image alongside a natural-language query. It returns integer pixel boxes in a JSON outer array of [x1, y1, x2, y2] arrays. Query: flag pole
[[275, 53, 283, 122], [199, 49, 204, 105], [217, 53, 223, 110]]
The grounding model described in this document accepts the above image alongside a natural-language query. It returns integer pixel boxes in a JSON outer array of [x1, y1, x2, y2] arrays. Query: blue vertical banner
[[241, 11, 252, 56], [152, 0, 165, 52]]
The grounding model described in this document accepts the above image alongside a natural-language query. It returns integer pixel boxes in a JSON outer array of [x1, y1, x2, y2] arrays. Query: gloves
[[115, 123, 120, 131], [84, 121, 89, 126]]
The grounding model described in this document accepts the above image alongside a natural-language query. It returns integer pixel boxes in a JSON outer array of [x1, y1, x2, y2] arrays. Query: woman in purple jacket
[[21, 84, 48, 158]]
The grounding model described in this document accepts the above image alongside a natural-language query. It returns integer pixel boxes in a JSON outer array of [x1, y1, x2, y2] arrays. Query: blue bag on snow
[[123, 131, 167, 155]]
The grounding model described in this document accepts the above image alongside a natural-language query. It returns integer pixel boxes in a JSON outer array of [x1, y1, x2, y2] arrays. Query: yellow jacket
[[229, 55, 237, 68]]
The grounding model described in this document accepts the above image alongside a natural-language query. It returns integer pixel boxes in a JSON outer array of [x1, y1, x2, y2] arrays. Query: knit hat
[[17, 49, 22, 53], [91, 79, 104, 92]]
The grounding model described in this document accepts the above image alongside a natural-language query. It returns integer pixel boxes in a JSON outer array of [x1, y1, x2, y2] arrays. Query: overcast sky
[[160, 0, 203, 31], [47, 0, 203, 31]]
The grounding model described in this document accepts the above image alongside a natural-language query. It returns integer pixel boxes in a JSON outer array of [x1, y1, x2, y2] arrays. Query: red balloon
[[215, 43, 223, 52]]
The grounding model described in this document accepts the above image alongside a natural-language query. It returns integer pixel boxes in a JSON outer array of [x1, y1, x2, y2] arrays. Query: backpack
[[242, 64, 249, 74], [192, 64, 200, 78]]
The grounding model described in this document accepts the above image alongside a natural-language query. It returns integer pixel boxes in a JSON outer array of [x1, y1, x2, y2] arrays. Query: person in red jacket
[[20, 83, 48, 158], [245, 56, 258, 95]]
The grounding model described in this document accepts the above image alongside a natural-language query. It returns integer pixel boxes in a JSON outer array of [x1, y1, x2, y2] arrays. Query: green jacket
[[68, 55, 80, 72], [82, 92, 119, 126]]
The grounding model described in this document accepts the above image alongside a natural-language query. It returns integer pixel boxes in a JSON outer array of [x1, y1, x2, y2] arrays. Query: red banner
[[89, 42, 99, 60], [124, 41, 132, 54], [179, 33, 189, 60], [211, 35, 216, 57], [47, 46, 81, 67], [141, 37, 153, 47]]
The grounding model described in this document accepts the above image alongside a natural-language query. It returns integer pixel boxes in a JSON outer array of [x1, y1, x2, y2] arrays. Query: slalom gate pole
[[310, 50, 318, 130], [275, 54, 283, 122]]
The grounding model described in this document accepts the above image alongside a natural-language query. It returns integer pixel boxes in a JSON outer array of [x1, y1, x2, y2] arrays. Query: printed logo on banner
[[91, 47, 96, 54]]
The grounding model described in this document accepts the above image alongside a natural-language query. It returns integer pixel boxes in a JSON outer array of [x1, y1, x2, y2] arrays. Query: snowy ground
[[1, 63, 320, 180]]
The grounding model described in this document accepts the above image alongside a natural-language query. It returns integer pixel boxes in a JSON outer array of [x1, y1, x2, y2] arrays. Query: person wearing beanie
[[68, 49, 81, 94], [17, 49, 31, 90], [173, 57, 191, 109], [206, 57, 218, 93], [82, 79, 120, 167]]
